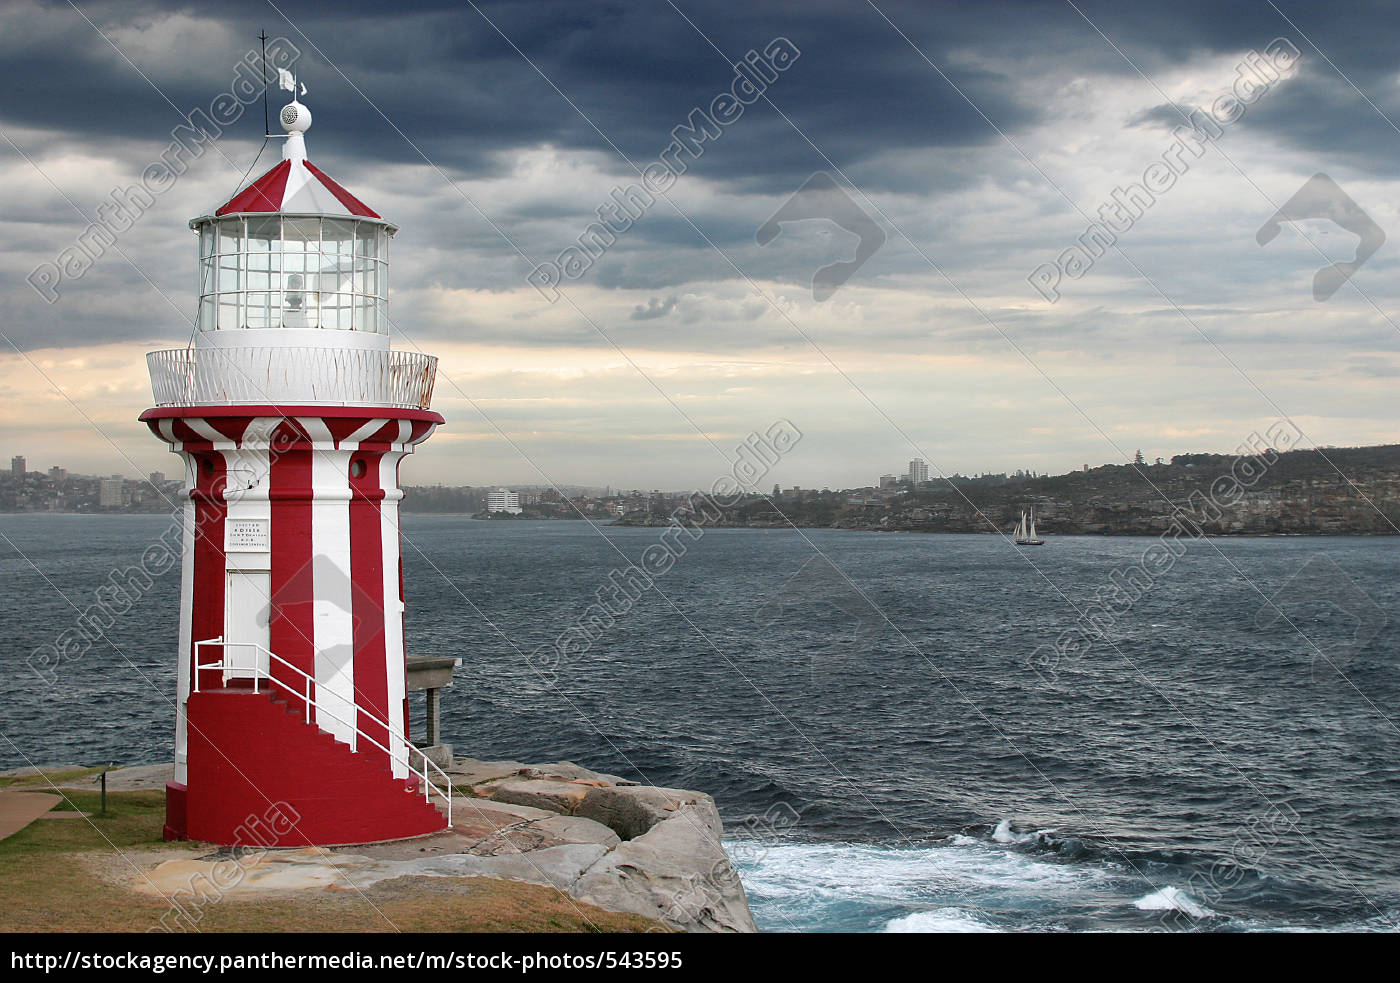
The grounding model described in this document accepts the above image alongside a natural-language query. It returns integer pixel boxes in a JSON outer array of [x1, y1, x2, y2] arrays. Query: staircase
[[181, 639, 451, 846]]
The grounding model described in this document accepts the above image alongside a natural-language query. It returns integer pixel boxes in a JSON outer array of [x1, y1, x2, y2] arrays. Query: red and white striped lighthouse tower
[[141, 80, 450, 845]]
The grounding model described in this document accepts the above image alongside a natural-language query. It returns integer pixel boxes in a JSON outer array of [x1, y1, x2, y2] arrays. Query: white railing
[[148, 347, 437, 410], [193, 637, 452, 827]]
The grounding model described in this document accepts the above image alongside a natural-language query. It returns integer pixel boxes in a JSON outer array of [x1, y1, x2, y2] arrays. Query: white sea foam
[[730, 835, 1110, 932], [991, 819, 1042, 845], [1133, 886, 1217, 918], [883, 908, 1001, 933]]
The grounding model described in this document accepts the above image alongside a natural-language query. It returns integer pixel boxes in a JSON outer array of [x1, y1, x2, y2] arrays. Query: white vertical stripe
[[219, 446, 272, 680], [379, 448, 409, 778], [311, 448, 356, 745], [173, 454, 197, 787]]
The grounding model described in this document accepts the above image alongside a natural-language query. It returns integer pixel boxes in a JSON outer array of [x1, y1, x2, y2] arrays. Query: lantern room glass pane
[[245, 291, 273, 329], [218, 294, 240, 331], [324, 293, 354, 331], [355, 224, 377, 263], [218, 221, 242, 257], [246, 217, 280, 253]]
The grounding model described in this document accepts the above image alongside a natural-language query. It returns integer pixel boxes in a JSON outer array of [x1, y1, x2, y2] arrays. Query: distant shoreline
[[6, 512, 1392, 539]]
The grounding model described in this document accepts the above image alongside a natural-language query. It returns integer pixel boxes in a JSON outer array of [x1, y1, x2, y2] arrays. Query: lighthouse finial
[[277, 70, 311, 162]]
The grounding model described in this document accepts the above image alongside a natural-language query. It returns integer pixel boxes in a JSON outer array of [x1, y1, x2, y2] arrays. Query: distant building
[[149, 471, 166, 484], [48, 466, 66, 482], [10, 455, 24, 475], [908, 459, 929, 485], [879, 474, 898, 488], [99, 475, 124, 507], [486, 487, 522, 514]]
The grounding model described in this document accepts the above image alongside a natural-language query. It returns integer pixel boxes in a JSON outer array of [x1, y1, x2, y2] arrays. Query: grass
[[0, 789, 663, 933]]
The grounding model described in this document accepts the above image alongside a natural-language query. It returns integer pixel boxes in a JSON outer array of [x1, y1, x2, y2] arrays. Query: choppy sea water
[[2, 514, 1398, 932]]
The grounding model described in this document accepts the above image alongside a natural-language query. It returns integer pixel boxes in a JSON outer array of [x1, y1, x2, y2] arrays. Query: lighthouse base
[[162, 782, 189, 841], [177, 688, 447, 847]]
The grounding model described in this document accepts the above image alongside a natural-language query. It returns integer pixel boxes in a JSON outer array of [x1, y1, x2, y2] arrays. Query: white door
[[225, 570, 271, 680]]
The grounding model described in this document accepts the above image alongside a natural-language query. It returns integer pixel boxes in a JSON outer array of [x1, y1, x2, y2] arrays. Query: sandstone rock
[[450, 797, 554, 824], [533, 814, 621, 850], [574, 795, 756, 933], [520, 762, 630, 785], [488, 778, 592, 814], [575, 785, 695, 840], [445, 758, 528, 784], [412, 842, 611, 892], [0, 764, 84, 779]]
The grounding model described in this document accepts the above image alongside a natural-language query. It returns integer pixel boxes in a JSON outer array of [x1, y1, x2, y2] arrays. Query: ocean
[[2, 513, 1397, 932]]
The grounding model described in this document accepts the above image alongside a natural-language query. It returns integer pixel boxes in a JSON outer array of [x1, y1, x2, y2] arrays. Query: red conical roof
[[214, 158, 380, 219]]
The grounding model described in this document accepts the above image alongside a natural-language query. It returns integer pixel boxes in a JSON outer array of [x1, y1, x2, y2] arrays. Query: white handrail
[[193, 637, 452, 828], [147, 347, 438, 410]]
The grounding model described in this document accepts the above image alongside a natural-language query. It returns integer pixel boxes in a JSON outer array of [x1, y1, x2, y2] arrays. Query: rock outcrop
[[453, 758, 756, 933], [121, 757, 757, 934]]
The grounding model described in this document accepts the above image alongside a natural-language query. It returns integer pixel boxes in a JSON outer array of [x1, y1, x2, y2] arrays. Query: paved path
[[0, 791, 61, 840]]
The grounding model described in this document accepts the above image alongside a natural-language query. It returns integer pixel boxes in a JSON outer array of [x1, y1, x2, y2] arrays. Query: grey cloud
[[630, 295, 679, 320]]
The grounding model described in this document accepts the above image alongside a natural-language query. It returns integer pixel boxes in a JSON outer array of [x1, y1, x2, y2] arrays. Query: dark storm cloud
[[9, 1, 1400, 185], [6, 0, 1400, 355], [2, 0, 1045, 188]]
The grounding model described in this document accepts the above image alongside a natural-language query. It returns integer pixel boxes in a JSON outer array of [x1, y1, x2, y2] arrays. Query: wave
[[1133, 886, 1217, 919], [883, 908, 1001, 933]]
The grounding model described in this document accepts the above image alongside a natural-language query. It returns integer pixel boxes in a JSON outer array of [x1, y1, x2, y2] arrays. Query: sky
[[3, 0, 1400, 491]]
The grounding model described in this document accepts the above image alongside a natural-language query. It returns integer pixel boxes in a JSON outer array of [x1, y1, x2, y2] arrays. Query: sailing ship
[[1013, 507, 1045, 546]]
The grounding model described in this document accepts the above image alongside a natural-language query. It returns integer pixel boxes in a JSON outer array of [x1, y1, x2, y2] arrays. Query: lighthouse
[[141, 79, 450, 846]]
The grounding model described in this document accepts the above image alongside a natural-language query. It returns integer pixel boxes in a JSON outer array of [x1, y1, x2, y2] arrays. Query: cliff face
[[453, 759, 757, 933]]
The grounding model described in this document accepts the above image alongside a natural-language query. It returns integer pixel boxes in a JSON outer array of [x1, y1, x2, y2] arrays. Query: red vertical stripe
[[269, 448, 316, 716], [348, 449, 390, 764], [190, 452, 228, 692]]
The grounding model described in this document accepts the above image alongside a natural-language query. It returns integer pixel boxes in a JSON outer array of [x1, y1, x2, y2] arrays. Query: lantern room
[[192, 213, 391, 334]]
